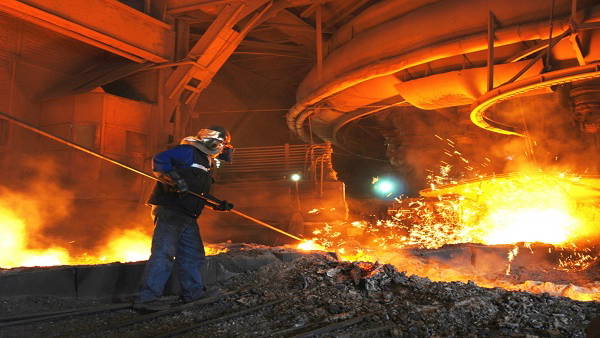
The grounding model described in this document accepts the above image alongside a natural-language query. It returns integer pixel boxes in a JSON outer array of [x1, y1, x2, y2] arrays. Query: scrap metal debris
[[0, 248, 598, 337]]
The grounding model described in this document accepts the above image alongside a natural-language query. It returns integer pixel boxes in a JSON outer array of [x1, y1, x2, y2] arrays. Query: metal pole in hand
[[0, 111, 302, 242], [229, 209, 302, 240]]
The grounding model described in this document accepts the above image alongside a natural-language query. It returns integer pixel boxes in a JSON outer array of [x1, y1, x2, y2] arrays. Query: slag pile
[[229, 252, 600, 337]]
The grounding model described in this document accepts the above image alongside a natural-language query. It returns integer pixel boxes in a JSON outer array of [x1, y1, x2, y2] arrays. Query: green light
[[290, 173, 301, 182], [375, 180, 394, 194]]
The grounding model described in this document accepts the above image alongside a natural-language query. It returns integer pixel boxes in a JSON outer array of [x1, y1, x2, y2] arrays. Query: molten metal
[[421, 172, 600, 245], [297, 172, 600, 302]]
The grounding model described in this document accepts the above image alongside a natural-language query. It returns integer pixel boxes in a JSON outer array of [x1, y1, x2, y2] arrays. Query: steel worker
[[135, 126, 234, 310]]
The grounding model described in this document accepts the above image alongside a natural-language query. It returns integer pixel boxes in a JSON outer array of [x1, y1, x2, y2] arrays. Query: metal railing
[[215, 143, 332, 183]]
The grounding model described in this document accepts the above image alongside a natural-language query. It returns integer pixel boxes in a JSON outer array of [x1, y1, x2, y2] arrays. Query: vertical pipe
[[284, 143, 290, 171], [7, 21, 23, 147], [4, 55, 17, 150], [150, 0, 168, 21], [156, 69, 166, 152], [316, 4, 323, 82], [308, 115, 314, 145], [342, 182, 349, 221], [8, 56, 16, 117], [175, 19, 191, 61], [174, 106, 182, 145], [546, 0, 556, 71], [319, 155, 324, 198], [295, 180, 302, 211], [487, 11, 495, 92]]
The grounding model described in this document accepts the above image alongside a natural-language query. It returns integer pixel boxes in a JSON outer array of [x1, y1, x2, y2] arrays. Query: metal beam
[[265, 9, 315, 54], [506, 42, 549, 63], [164, 1, 271, 139], [42, 61, 153, 99], [299, 0, 335, 18], [315, 4, 323, 81], [324, 0, 370, 29], [500, 52, 546, 87], [574, 22, 600, 30], [0, 0, 174, 63], [167, 0, 234, 14], [150, 0, 169, 21], [167, 0, 268, 18], [487, 11, 495, 92], [175, 19, 191, 60], [569, 33, 587, 65], [238, 40, 310, 53]]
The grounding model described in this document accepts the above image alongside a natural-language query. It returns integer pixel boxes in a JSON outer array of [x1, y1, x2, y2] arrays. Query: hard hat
[[181, 126, 234, 161], [206, 126, 231, 144]]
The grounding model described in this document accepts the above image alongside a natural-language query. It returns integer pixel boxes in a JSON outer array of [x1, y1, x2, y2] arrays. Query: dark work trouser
[[138, 206, 206, 302]]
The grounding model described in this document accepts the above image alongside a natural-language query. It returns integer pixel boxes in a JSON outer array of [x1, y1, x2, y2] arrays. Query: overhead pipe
[[288, 5, 600, 140], [288, 13, 572, 138], [300, 0, 575, 98], [327, 0, 443, 51], [470, 63, 600, 135]]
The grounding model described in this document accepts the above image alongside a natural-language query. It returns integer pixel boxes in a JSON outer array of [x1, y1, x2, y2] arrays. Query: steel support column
[[164, 0, 270, 140], [487, 11, 496, 92], [315, 4, 323, 81]]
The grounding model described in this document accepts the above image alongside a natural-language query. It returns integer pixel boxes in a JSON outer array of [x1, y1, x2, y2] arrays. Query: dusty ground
[[1, 249, 599, 337]]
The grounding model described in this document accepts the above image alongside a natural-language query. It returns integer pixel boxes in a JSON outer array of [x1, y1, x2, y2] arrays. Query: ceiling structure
[[158, 0, 600, 156], [2, 0, 600, 193]]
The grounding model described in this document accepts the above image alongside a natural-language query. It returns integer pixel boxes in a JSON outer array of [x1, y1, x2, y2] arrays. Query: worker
[[134, 126, 234, 311]]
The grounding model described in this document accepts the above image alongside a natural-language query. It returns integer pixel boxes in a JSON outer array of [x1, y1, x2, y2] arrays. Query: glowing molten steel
[[481, 209, 576, 245], [297, 172, 600, 302], [296, 239, 325, 251], [421, 172, 600, 246], [0, 204, 70, 268], [0, 200, 228, 268]]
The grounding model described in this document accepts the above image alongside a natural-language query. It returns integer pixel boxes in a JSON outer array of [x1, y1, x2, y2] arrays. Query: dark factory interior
[[0, 0, 600, 337]]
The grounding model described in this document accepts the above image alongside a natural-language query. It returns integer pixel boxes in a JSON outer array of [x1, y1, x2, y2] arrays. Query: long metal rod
[[502, 50, 546, 86], [0, 111, 302, 241], [230, 209, 301, 240]]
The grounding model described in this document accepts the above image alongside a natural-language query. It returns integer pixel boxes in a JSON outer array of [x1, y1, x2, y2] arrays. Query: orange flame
[[419, 172, 599, 246], [0, 202, 227, 268], [95, 229, 153, 264], [0, 198, 71, 267]]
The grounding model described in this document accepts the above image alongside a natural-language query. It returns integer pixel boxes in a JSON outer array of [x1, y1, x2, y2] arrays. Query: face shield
[[217, 145, 234, 162], [186, 127, 234, 162]]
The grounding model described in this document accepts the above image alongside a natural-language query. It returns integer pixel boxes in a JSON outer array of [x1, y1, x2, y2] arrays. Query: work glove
[[211, 200, 234, 211], [166, 170, 189, 193]]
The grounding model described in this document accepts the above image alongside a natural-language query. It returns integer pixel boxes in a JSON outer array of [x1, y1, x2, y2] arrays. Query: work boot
[[132, 298, 176, 314], [182, 287, 222, 304]]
